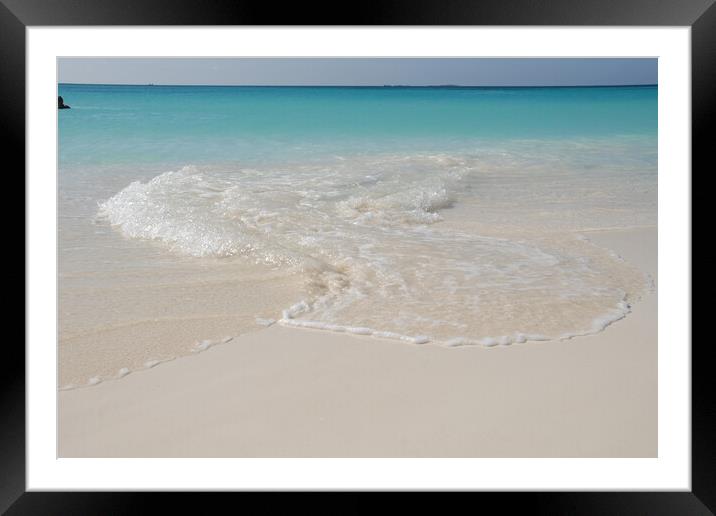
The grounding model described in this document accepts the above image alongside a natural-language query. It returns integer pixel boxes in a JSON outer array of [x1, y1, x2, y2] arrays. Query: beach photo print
[[56, 57, 658, 459]]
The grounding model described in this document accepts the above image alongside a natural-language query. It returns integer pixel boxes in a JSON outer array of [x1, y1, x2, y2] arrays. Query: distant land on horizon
[[58, 82, 658, 88]]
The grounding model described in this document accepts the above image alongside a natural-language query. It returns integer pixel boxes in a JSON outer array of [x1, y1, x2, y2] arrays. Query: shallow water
[[58, 84, 657, 387]]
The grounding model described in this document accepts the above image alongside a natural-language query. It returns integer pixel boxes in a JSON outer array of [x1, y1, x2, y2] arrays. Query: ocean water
[[58, 84, 657, 387]]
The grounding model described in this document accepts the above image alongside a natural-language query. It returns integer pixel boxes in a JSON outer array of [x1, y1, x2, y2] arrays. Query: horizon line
[[58, 82, 658, 88]]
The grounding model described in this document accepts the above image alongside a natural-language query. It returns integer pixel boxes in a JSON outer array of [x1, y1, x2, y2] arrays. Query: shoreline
[[59, 224, 655, 391], [59, 226, 657, 457]]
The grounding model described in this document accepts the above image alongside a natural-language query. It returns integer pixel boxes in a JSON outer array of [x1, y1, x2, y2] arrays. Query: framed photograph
[[7, 0, 711, 511]]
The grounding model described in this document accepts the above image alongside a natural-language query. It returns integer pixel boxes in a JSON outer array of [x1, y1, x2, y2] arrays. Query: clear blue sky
[[57, 58, 657, 86]]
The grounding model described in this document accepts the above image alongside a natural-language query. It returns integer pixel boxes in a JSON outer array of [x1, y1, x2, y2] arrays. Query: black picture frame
[[5, 0, 711, 512]]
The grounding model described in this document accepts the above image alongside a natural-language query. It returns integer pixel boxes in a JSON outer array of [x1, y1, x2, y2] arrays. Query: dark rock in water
[[58, 96, 70, 109]]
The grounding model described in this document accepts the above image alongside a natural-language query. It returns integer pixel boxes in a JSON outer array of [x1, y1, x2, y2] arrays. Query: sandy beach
[[58, 226, 656, 458]]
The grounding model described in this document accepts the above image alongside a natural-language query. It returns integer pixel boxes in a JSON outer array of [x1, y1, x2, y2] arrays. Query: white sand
[[58, 227, 656, 457]]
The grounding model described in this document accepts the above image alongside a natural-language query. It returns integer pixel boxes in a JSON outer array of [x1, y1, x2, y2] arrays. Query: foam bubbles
[[193, 340, 214, 352], [98, 151, 649, 348]]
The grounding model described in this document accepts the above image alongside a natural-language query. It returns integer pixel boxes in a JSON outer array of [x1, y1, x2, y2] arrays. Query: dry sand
[[58, 227, 656, 457]]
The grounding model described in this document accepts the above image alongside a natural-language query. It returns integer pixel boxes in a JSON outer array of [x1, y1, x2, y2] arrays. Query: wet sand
[[58, 226, 656, 457]]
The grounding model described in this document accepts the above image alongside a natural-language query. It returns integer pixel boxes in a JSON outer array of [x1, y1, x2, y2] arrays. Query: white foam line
[[59, 298, 635, 391], [58, 332, 247, 390], [282, 300, 310, 320], [278, 317, 431, 345], [278, 299, 633, 350], [556, 300, 632, 341], [192, 335, 235, 353]]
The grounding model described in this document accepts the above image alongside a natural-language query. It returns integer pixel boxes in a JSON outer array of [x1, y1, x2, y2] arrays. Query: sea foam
[[98, 153, 648, 348]]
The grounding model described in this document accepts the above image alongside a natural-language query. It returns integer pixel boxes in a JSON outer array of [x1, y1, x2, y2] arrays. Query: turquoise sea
[[58, 84, 658, 387], [58, 84, 656, 166]]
